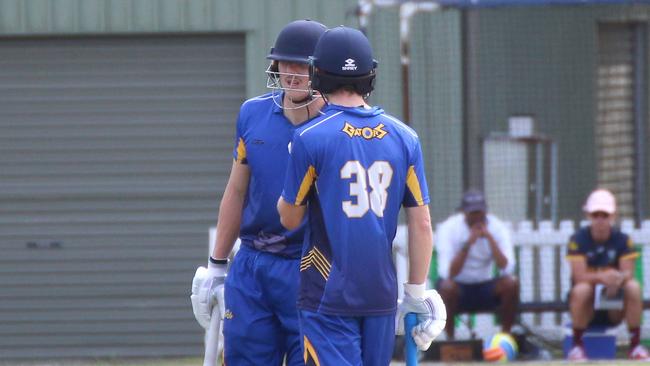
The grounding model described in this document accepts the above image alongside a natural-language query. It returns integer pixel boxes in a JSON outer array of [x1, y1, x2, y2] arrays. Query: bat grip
[[405, 312, 418, 366], [203, 306, 221, 366]]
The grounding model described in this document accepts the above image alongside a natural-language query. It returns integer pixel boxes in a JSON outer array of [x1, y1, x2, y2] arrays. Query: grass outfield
[[0, 359, 645, 366]]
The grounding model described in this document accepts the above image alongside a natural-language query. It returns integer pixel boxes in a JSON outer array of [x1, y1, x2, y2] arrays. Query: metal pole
[[535, 142, 544, 223], [550, 141, 558, 224]]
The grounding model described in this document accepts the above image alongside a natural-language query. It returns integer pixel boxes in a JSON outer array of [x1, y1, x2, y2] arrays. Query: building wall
[[409, 9, 464, 224], [467, 4, 650, 221], [368, 6, 464, 224], [369, 4, 650, 223], [0, 0, 357, 360], [366, 5, 404, 120], [0, 0, 358, 97], [0, 32, 246, 360]]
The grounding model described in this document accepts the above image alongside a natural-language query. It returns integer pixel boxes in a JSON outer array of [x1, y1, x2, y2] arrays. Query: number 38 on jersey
[[340, 161, 393, 218]]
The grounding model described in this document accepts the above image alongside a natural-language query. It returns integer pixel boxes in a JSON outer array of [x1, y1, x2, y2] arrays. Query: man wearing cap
[[566, 189, 649, 361], [435, 190, 519, 339]]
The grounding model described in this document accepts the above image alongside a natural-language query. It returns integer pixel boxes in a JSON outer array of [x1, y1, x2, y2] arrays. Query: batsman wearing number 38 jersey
[[277, 26, 446, 366]]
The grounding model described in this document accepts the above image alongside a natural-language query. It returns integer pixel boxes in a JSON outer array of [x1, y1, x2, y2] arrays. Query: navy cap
[[459, 190, 487, 213]]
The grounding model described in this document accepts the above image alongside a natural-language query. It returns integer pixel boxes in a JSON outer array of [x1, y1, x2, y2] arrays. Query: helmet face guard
[[266, 62, 322, 110], [265, 19, 326, 108], [265, 62, 314, 95]]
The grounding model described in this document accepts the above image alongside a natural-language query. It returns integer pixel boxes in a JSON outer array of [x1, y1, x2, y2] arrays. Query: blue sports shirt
[[281, 104, 430, 316], [233, 93, 311, 258], [566, 226, 638, 272]]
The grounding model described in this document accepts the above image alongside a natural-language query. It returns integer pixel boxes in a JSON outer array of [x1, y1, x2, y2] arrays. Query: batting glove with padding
[[190, 260, 226, 329], [396, 283, 447, 351]]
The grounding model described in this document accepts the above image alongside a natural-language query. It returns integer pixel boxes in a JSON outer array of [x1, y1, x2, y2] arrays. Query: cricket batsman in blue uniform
[[278, 26, 446, 366], [190, 20, 327, 365]]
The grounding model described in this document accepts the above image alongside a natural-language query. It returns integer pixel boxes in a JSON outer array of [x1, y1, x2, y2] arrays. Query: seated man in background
[[436, 190, 519, 339], [566, 189, 649, 361]]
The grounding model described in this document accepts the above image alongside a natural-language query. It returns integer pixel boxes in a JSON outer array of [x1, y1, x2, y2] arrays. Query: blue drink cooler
[[563, 324, 617, 359]]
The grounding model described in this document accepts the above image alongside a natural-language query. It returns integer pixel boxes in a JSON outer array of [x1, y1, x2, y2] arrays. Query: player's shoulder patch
[[566, 234, 587, 257], [571, 227, 592, 247], [569, 240, 578, 251]]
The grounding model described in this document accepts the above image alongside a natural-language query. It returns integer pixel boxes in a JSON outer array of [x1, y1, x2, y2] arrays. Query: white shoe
[[567, 345, 588, 361], [629, 344, 650, 361]]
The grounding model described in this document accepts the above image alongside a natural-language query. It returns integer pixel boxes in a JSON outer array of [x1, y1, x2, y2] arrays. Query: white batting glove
[[190, 266, 208, 327], [396, 283, 447, 351], [190, 259, 227, 329]]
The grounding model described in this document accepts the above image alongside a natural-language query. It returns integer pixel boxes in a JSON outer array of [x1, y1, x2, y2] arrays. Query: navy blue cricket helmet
[[267, 19, 327, 64], [310, 26, 378, 95]]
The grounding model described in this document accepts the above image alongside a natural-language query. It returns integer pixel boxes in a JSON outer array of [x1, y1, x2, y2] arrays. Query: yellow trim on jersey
[[406, 165, 424, 205], [300, 247, 331, 280], [310, 248, 331, 279], [301, 256, 329, 278], [295, 165, 317, 205], [235, 138, 247, 164], [620, 252, 640, 261], [565, 254, 585, 261], [303, 335, 321, 366]]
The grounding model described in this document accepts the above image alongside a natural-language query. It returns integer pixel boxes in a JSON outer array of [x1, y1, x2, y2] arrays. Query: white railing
[[393, 219, 650, 341]]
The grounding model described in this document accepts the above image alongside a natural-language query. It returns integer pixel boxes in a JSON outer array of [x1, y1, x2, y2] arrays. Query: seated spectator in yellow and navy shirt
[[565, 189, 648, 361]]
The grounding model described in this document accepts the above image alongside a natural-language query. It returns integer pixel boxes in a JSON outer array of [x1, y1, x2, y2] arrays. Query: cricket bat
[[203, 306, 222, 366]]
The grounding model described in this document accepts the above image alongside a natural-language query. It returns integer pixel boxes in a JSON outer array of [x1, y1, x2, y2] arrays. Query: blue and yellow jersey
[[281, 104, 430, 316], [566, 226, 638, 271], [233, 93, 312, 258]]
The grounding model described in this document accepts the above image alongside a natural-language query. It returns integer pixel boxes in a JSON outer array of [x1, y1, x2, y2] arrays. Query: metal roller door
[[596, 24, 636, 219], [0, 35, 245, 359]]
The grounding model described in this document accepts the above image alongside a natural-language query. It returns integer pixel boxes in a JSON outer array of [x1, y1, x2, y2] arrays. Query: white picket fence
[[393, 219, 650, 342]]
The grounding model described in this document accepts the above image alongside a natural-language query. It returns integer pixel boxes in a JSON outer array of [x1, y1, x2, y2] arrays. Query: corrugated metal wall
[[0, 0, 357, 360], [0, 34, 244, 359], [596, 23, 637, 218], [0, 0, 358, 97]]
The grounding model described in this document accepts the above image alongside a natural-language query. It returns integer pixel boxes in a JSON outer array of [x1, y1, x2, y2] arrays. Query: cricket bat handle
[[405, 312, 418, 366]]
